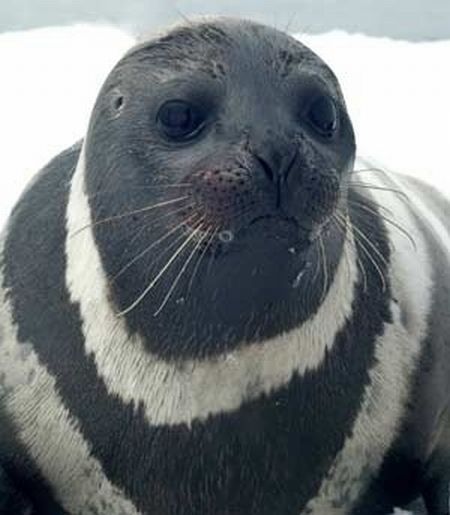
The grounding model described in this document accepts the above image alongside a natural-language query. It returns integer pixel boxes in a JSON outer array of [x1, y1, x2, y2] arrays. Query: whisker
[[318, 234, 328, 303], [137, 228, 197, 287], [349, 182, 409, 201], [115, 202, 196, 261], [354, 233, 387, 292], [112, 213, 200, 282], [338, 214, 359, 291], [348, 193, 395, 218], [117, 218, 205, 316], [85, 183, 192, 200], [206, 237, 217, 278], [346, 217, 389, 268], [333, 213, 367, 293], [347, 198, 416, 251], [187, 227, 217, 296], [153, 226, 209, 317], [312, 239, 322, 285], [70, 196, 190, 237], [173, 6, 194, 25], [337, 212, 387, 292], [347, 195, 388, 216], [351, 167, 389, 177], [284, 11, 298, 33]]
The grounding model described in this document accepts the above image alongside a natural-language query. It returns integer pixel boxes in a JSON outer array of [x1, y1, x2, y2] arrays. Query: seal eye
[[157, 100, 205, 141], [306, 95, 338, 139]]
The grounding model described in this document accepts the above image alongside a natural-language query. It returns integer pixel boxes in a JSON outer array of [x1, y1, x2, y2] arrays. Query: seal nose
[[253, 145, 298, 184], [253, 144, 298, 208]]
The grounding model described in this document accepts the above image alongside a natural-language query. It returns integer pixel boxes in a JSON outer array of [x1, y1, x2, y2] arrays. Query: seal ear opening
[[109, 92, 125, 119], [114, 96, 124, 111]]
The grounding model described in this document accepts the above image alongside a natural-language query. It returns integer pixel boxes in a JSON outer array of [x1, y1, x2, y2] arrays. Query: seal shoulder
[[351, 167, 450, 514], [0, 141, 83, 515], [7, 141, 82, 229], [0, 139, 82, 414], [2, 141, 82, 292]]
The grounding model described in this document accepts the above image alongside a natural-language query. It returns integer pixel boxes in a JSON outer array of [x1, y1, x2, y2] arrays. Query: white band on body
[[65, 146, 359, 427], [0, 247, 140, 515], [305, 160, 432, 513]]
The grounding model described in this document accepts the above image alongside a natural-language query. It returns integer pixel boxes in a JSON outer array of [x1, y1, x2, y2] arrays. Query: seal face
[[83, 19, 356, 360], [1, 17, 450, 515]]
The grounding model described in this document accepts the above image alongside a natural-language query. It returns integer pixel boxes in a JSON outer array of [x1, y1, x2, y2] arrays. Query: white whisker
[[153, 226, 209, 317], [117, 219, 205, 316], [70, 196, 190, 237], [112, 213, 199, 281], [319, 234, 328, 303], [348, 198, 416, 251], [187, 227, 217, 296]]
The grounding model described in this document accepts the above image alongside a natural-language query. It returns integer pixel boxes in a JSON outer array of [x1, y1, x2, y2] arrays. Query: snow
[[0, 25, 134, 224], [1, 22, 445, 513]]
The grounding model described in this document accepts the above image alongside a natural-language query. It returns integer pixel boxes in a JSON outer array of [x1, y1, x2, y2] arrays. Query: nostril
[[283, 147, 299, 181], [254, 146, 298, 183], [255, 155, 276, 183]]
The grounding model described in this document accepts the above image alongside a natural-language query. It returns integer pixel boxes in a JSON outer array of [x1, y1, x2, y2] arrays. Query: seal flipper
[[0, 465, 34, 515], [422, 477, 450, 515]]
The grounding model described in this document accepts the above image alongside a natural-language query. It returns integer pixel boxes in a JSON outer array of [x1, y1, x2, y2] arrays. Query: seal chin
[[233, 213, 317, 261], [206, 210, 324, 290], [247, 213, 316, 242]]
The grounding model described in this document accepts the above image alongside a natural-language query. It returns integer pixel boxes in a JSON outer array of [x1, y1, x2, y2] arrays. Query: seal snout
[[183, 164, 256, 229], [181, 151, 341, 240]]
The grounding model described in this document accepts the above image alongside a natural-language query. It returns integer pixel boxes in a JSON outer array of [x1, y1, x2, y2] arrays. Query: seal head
[[83, 18, 356, 359]]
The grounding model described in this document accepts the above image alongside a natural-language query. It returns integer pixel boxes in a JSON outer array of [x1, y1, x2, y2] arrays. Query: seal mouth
[[245, 212, 307, 241], [179, 207, 321, 246], [180, 210, 317, 258], [247, 212, 316, 234], [248, 213, 297, 227]]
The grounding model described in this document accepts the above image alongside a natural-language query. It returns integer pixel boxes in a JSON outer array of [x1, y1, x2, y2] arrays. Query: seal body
[[0, 18, 449, 515]]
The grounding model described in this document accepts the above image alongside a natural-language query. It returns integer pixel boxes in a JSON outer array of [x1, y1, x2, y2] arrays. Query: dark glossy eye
[[306, 95, 338, 138], [157, 100, 205, 141]]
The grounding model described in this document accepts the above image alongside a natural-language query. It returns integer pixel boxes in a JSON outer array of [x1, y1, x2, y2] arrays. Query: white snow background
[[1, 23, 449, 514]]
